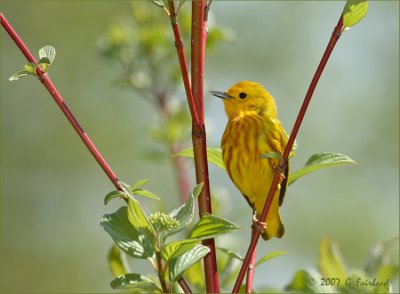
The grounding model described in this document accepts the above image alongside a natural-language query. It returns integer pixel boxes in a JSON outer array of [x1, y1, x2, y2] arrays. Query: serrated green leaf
[[255, 251, 288, 268], [104, 190, 127, 205], [288, 152, 357, 185], [189, 213, 241, 240], [260, 151, 283, 161], [167, 183, 203, 237], [317, 238, 347, 282], [111, 273, 162, 292], [174, 147, 226, 170], [217, 247, 243, 261], [101, 206, 154, 259], [108, 244, 128, 277], [38, 45, 56, 64], [131, 178, 151, 191], [343, 0, 368, 30], [286, 269, 335, 293], [169, 245, 210, 281], [127, 198, 155, 244], [162, 239, 199, 262], [133, 189, 160, 200]]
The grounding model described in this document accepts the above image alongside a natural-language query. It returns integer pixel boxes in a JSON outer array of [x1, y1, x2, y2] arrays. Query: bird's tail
[[262, 211, 285, 240]]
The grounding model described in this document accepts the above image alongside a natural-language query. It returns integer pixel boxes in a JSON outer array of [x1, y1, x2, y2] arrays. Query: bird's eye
[[239, 92, 247, 99]]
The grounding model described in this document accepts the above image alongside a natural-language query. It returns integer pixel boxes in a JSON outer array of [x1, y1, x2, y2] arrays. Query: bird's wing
[[265, 119, 289, 206]]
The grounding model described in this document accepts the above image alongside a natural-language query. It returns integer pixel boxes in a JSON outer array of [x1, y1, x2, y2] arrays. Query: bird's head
[[210, 81, 277, 120]]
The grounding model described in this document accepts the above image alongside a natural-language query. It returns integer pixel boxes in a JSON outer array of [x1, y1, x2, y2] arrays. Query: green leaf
[[9, 70, 31, 81], [377, 265, 398, 285], [131, 178, 151, 191], [217, 247, 243, 262], [168, 245, 210, 281], [189, 213, 242, 240], [151, 0, 165, 8], [9, 63, 36, 81], [174, 147, 225, 170], [317, 238, 347, 282], [162, 239, 199, 262], [120, 179, 160, 200], [104, 190, 127, 205], [191, 182, 204, 199], [260, 151, 283, 161], [108, 244, 128, 277], [101, 206, 154, 259], [119, 181, 135, 198], [288, 152, 357, 185], [127, 198, 155, 244], [133, 189, 160, 200], [286, 269, 336, 293], [111, 273, 162, 292], [343, 0, 368, 30], [167, 183, 203, 237], [37, 57, 51, 72], [24, 62, 37, 73], [38, 45, 56, 64], [255, 251, 288, 268]]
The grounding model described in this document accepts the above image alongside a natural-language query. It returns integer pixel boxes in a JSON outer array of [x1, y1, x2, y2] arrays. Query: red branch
[[1, 12, 122, 191], [190, 1, 220, 293], [232, 14, 344, 293], [245, 230, 257, 293], [168, 1, 200, 127]]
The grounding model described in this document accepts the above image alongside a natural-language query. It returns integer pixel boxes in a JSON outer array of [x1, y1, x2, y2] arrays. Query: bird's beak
[[209, 91, 232, 100]]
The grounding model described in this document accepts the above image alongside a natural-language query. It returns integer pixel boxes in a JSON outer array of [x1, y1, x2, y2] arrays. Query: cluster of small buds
[[149, 211, 180, 233]]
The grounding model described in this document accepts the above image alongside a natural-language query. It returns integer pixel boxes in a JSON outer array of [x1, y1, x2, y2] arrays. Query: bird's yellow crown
[[222, 81, 278, 120]]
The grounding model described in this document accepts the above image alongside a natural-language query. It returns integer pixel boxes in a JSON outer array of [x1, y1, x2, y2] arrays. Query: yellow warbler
[[211, 81, 289, 240]]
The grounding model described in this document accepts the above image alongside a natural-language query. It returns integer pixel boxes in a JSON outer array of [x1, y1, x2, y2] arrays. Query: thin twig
[[156, 251, 170, 293], [0, 12, 123, 192], [232, 13, 344, 293], [245, 231, 257, 293], [178, 277, 193, 293], [168, 0, 200, 126]]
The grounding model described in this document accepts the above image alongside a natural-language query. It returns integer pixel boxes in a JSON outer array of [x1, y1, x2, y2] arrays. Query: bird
[[211, 81, 289, 240]]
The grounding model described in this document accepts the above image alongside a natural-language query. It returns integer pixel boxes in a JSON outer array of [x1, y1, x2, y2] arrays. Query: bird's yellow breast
[[221, 113, 280, 207]]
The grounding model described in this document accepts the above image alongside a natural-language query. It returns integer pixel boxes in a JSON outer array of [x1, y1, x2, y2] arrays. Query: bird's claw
[[273, 164, 286, 180], [252, 214, 267, 234]]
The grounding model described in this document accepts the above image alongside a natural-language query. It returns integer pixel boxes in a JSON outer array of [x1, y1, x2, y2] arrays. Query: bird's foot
[[252, 213, 267, 234], [273, 164, 286, 180]]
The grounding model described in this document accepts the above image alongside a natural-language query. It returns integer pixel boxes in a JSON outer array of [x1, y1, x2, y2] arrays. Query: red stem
[[191, 1, 220, 293], [232, 14, 344, 293], [245, 231, 257, 293], [1, 12, 122, 192], [178, 277, 192, 293], [168, 1, 200, 126]]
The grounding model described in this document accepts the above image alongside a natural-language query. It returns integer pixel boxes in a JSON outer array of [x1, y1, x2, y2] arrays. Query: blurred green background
[[1, 1, 398, 293]]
